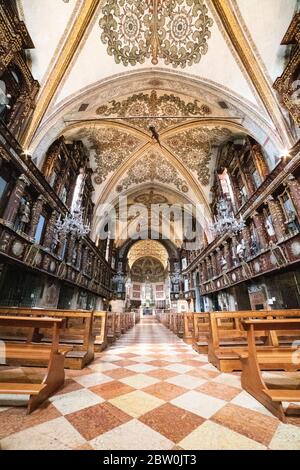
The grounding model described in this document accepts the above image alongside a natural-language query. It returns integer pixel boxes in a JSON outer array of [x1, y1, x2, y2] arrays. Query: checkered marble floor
[[1, 318, 300, 450]]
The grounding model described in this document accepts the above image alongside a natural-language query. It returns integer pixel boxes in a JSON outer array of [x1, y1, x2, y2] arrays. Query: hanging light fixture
[[55, 198, 90, 239], [213, 198, 246, 236]]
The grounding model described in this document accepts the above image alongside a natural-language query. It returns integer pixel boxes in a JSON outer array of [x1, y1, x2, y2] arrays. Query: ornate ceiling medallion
[[166, 127, 232, 185], [116, 151, 189, 193], [99, 0, 213, 68], [96, 90, 211, 133]]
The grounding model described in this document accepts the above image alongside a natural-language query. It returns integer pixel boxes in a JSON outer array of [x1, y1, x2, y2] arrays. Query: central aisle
[[1, 318, 299, 449]]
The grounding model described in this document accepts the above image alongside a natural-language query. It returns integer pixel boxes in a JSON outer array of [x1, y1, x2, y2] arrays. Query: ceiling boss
[[99, 0, 213, 68]]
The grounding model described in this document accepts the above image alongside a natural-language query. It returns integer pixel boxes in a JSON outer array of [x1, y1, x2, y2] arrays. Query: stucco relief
[[99, 0, 213, 68], [116, 150, 189, 193], [165, 127, 232, 185]]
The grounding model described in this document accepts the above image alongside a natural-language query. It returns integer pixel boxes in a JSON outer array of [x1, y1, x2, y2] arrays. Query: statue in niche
[[236, 239, 246, 262], [269, 240, 289, 267], [250, 234, 259, 256], [286, 209, 300, 234], [266, 215, 276, 241], [0, 80, 11, 120], [220, 256, 228, 271], [15, 200, 31, 232]]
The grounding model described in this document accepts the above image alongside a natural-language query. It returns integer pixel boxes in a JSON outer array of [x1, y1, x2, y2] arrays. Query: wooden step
[[0, 383, 46, 395], [264, 389, 300, 402]]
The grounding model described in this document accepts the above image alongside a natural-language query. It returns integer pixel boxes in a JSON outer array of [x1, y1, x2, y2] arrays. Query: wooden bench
[[0, 307, 94, 370], [183, 313, 194, 344], [239, 319, 300, 422], [208, 310, 300, 372], [192, 313, 211, 353], [0, 316, 69, 414], [106, 312, 117, 344], [93, 311, 108, 352]]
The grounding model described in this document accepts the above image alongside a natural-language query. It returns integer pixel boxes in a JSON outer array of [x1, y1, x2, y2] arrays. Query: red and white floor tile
[[1, 318, 300, 450]]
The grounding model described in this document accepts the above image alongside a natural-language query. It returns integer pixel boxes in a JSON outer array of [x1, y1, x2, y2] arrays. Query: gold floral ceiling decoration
[[80, 127, 142, 185], [166, 127, 232, 185], [128, 240, 169, 269], [96, 90, 211, 133], [116, 151, 189, 193], [99, 0, 213, 68], [131, 257, 166, 283]]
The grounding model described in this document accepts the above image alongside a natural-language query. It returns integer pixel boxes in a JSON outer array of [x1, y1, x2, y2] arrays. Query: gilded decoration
[[128, 240, 169, 268], [80, 127, 142, 184], [99, 0, 213, 68], [116, 151, 189, 193], [166, 127, 232, 185], [131, 257, 166, 282], [96, 90, 211, 133]]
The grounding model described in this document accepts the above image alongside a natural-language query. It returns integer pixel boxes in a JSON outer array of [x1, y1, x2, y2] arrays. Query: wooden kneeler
[[0, 316, 70, 414], [238, 319, 300, 422]]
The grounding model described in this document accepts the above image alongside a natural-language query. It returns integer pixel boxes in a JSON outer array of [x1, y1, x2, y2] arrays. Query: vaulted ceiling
[[17, 0, 299, 233]]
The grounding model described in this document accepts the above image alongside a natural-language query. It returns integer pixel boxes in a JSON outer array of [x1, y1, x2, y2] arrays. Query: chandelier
[[99, 0, 213, 68], [213, 199, 246, 236], [55, 199, 90, 239]]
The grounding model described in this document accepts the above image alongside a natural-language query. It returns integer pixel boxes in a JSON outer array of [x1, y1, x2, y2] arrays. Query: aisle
[[0, 318, 299, 450]]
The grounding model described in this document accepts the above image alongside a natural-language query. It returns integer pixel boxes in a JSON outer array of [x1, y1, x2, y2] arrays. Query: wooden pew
[[208, 310, 300, 372], [0, 307, 94, 370], [0, 316, 69, 414], [176, 313, 184, 338], [183, 313, 195, 344], [239, 319, 300, 422], [93, 311, 108, 352], [106, 312, 117, 344], [193, 313, 211, 353]]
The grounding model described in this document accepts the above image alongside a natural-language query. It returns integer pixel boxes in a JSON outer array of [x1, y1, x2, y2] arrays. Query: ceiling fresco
[[77, 126, 144, 185], [99, 0, 213, 68], [165, 126, 232, 185], [128, 240, 169, 268], [96, 90, 211, 133], [116, 150, 189, 194]]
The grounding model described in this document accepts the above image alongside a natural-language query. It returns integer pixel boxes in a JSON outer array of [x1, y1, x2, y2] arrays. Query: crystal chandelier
[[213, 198, 246, 236], [55, 199, 90, 239]]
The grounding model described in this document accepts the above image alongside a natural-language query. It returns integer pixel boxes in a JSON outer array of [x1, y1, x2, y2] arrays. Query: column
[[2, 174, 30, 224], [67, 234, 76, 265], [267, 197, 286, 241], [241, 225, 251, 256], [206, 257, 212, 280], [43, 210, 58, 249], [210, 252, 218, 278], [76, 240, 83, 270], [81, 245, 89, 274], [286, 176, 300, 219], [28, 195, 45, 239], [251, 144, 269, 179], [251, 211, 269, 249], [222, 241, 232, 269], [243, 164, 256, 195], [230, 173, 242, 210], [216, 247, 222, 274]]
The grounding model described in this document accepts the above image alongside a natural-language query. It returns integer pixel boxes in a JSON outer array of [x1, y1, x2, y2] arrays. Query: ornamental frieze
[[165, 127, 232, 185], [96, 90, 211, 133], [99, 0, 213, 68], [116, 151, 189, 193]]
